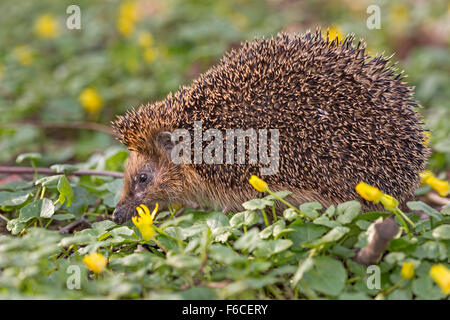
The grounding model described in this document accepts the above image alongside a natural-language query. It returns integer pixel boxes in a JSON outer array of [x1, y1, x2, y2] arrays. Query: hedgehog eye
[[138, 173, 148, 183]]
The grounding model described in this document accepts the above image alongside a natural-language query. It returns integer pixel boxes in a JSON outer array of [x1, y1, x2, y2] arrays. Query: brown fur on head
[[111, 117, 202, 223]]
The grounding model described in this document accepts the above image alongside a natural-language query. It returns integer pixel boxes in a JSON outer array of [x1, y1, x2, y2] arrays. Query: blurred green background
[[0, 0, 449, 171]]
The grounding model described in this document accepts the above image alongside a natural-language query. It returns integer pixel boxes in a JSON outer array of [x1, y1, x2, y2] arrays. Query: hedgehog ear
[[156, 131, 175, 155]]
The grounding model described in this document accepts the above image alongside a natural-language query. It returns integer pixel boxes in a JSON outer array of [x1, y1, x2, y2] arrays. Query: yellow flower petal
[[324, 25, 344, 43], [138, 31, 154, 47], [379, 194, 399, 210], [419, 170, 433, 184], [143, 47, 157, 63], [355, 182, 383, 203], [79, 87, 103, 114], [423, 131, 431, 146], [401, 262, 414, 280], [14, 46, 34, 66], [420, 171, 449, 197], [132, 203, 158, 240], [249, 175, 268, 193], [429, 177, 449, 197], [82, 252, 107, 274], [34, 14, 59, 39], [430, 264, 450, 295], [117, 1, 140, 37]]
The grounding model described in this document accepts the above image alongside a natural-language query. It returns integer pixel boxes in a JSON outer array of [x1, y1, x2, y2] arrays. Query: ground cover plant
[[0, 151, 449, 299], [0, 0, 449, 299]]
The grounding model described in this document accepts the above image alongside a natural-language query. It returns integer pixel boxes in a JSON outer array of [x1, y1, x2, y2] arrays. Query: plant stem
[[267, 189, 306, 219], [260, 209, 269, 227], [391, 210, 411, 237], [394, 208, 415, 228]]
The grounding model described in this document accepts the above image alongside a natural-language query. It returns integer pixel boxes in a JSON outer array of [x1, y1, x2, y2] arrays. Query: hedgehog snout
[[112, 204, 130, 224]]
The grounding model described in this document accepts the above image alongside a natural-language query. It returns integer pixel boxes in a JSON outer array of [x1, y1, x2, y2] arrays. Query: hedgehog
[[111, 30, 430, 224]]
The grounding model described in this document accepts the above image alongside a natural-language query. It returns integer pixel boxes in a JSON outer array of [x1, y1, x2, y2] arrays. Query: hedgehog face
[[112, 148, 185, 224]]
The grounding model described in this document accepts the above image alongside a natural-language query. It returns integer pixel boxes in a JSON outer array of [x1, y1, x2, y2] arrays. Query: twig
[[426, 192, 450, 207], [3, 121, 113, 135], [58, 213, 92, 234], [354, 216, 399, 266], [0, 166, 123, 178]]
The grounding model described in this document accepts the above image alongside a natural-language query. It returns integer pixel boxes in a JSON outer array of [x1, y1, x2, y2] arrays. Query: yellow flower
[[401, 262, 414, 280], [34, 14, 59, 39], [14, 46, 34, 66], [143, 47, 157, 63], [430, 264, 450, 295], [420, 171, 449, 197], [423, 131, 431, 146], [389, 3, 409, 30], [379, 194, 399, 210], [355, 182, 383, 203], [82, 252, 107, 274], [117, 1, 140, 37], [138, 31, 154, 47], [325, 25, 344, 42], [249, 175, 268, 193], [132, 203, 158, 240], [79, 87, 103, 115], [419, 170, 433, 183]]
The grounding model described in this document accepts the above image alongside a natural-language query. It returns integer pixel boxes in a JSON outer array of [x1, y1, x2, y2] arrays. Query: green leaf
[[57, 175, 73, 207], [105, 148, 128, 171], [308, 226, 350, 246], [0, 180, 33, 191], [40, 198, 55, 218], [16, 153, 41, 164], [234, 228, 261, 252], [6, 219, 26, 235], [254, 239, 293, 258], [432, 224, 450, 240], [313, 216, 341, 228], [339, 292, 371, 300], [407, 201, 442, 221], [0, 190, 30, 207], [412, 276, 446, 300], [209, 244, 246, 264], [51, 213, 75, 221], [355, 211, 390, 221], [324, 205, 336, 218], [287, 223, 327, 249], [302, 257, 347, 296], [291, 257, 314, 287], [242, 198, 273, 211], [336, 201, 361, 224], [413, 241, 447, 260], [330, 244, 355, 258], [51, 164, 78, 174], [299, 202, 322, 219], [441, 204, 450, 216], [35, 175, 62, 187], [388, 289, 412, 300], [180, 287, 216, 300], [259, 219, 290, 239], [101, 179, 123, 208], [283, 208, 298, 221], [92, 220, 116, 231], [166, 252, 202, 270], [230, 210, 259, 228]]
